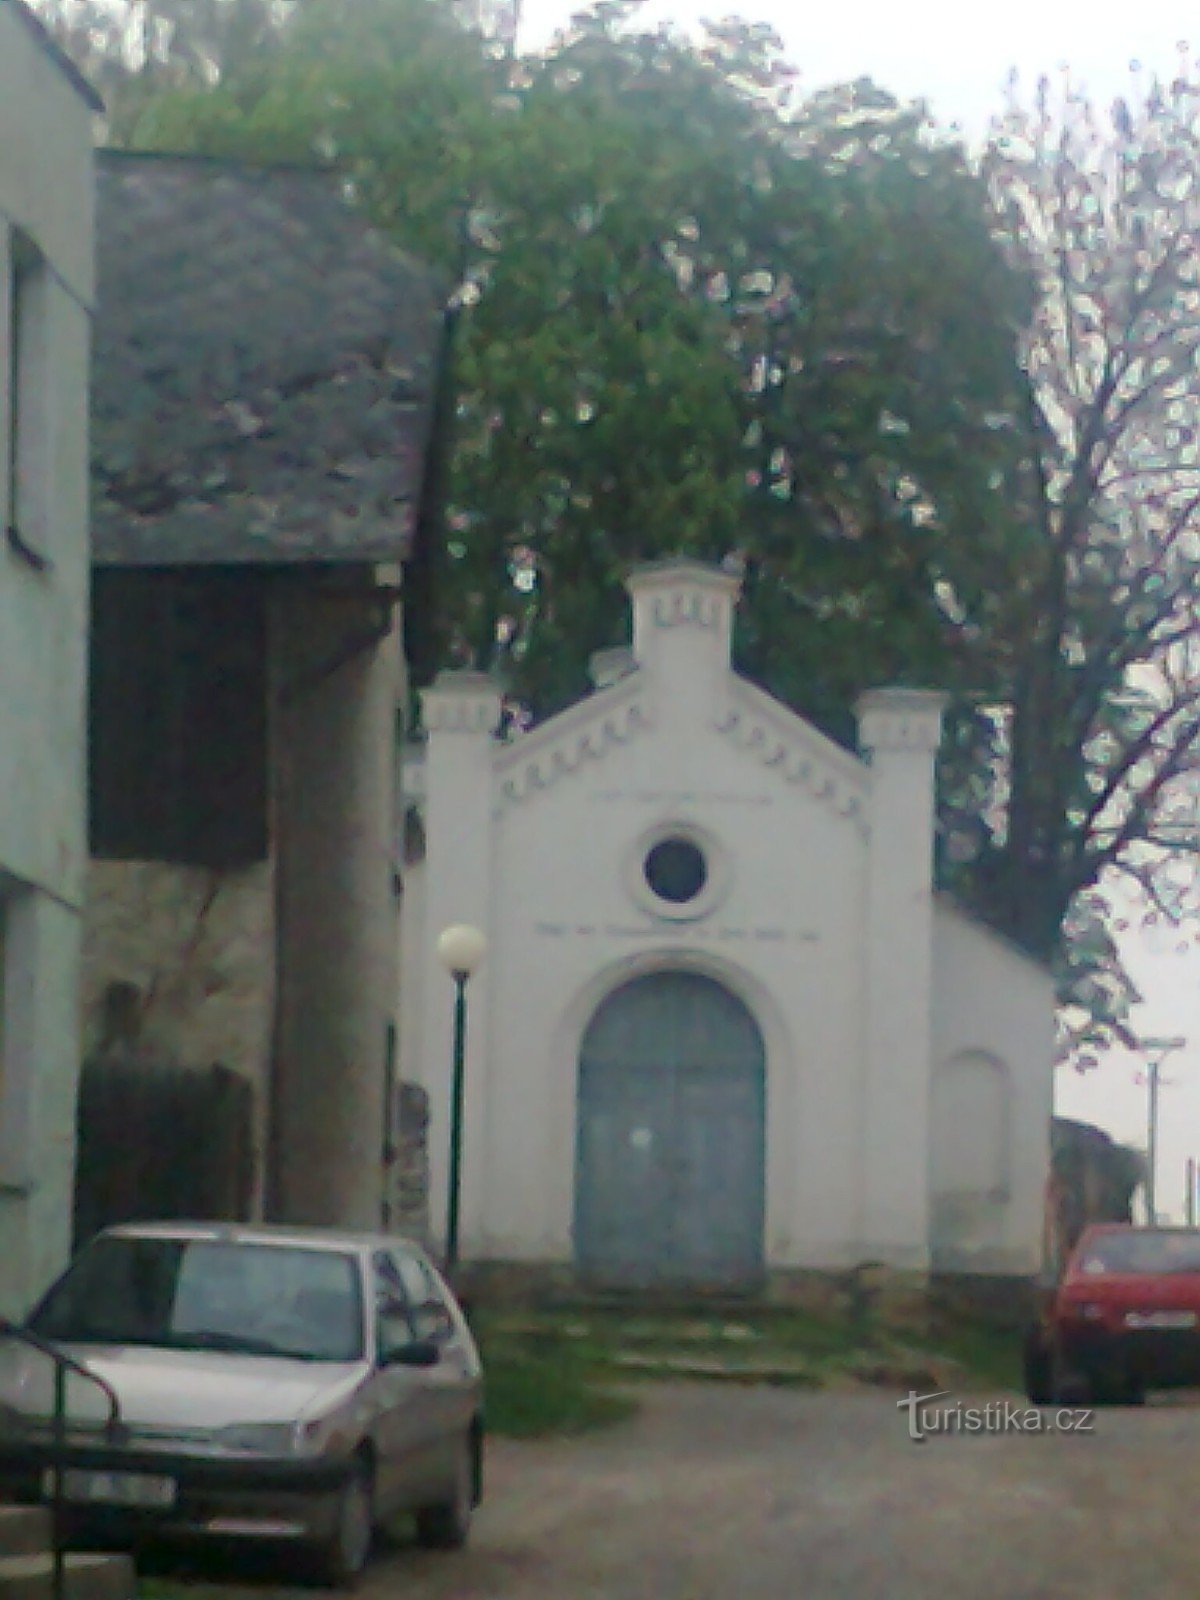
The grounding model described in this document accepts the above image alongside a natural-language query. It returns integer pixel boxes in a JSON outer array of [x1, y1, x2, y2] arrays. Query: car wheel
[[1023, 1327, 1053, 1405], [1098, 1369, 1145, 1407], [1087, 1370, 1118, 1405], [414, 1433, 474, 1551], [314, 1459, 375, 1588], [1123, 1377, 1147, 1406], [1051, 1347, 1092, 1406]]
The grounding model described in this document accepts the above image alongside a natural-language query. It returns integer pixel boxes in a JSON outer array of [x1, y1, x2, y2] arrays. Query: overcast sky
[[519, 0, 1196, 133], [516, 0, 1200, 1207]]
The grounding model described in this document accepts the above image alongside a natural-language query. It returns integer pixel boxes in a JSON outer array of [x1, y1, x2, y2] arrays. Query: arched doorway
[[575, 971, 766, 1289]]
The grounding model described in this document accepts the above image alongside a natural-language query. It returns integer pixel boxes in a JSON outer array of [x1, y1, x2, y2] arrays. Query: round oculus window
[[643, 837, 708, 905]]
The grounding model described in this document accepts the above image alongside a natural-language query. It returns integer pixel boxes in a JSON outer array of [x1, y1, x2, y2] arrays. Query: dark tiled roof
[[3, 0, 104, 110], [93, 151, 446, 566]]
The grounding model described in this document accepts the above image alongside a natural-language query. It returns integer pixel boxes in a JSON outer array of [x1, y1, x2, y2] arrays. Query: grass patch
[[474, 1301, 1024, 1401], [479, 1327, 637, 1438], [924, 1315, 1023, 1391]]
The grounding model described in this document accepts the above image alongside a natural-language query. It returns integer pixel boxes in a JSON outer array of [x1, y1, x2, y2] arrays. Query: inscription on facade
[[534, 920, 818, 944], [591, 788, 773, 807]]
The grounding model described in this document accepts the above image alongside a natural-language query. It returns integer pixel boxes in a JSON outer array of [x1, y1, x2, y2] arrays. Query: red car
[[1025, 1224, 1200, 1405]]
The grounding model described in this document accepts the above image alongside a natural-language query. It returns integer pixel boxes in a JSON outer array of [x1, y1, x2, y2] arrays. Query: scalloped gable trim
[[487, 663, 875, 832], [494, 675, 652, 807], [713, 677, 870, 832]]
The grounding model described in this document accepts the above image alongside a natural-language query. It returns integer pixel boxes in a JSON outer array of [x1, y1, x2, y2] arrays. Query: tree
[[946, 69, 1200, 1059], [133, 5, 1026, 718], [35, 0, 294, 131], [60, 0, 1183, 1048]]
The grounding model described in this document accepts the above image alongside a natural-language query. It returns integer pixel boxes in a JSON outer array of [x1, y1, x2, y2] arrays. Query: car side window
[[391, 1251, 456, 1345], [373, 1252, 414, 1358]]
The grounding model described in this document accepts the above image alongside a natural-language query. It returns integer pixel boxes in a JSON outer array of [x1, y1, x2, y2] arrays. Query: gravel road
[[167, 1382, 1200, 1600]]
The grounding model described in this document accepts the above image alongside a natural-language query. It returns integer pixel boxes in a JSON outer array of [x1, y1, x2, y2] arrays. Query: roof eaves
[[933, 890, 1056, 977], [4, 0, 104, 112]]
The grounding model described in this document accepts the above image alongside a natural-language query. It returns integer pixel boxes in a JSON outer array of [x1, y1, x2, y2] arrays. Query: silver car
[[0, 1222, 484, 1584]]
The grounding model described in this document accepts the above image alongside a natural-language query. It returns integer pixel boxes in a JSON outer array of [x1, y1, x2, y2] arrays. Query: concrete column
[[855, 687, 946, 1268], [418, 672, 501, 1261], [268, 585, 405, 1231]]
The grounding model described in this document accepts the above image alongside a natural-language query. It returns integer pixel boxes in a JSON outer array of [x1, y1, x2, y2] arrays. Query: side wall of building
[[0, 6, 94, 1314], [268, 579, 407, 1233], [81, 576, 413, 1238], [930, 902, 1054, 1275], [79, 859, 275, 1213]]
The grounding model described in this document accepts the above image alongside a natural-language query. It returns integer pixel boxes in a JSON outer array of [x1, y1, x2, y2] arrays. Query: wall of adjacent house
[[268, 581, 407, 1234], [82, 571, 276, 1221], [0, 5, 95, 1314], [81, 863, 274, 1078], [81, 574, 413, 1239], [79, 859, 275, 1213], [930, 901, 1054, 1275]]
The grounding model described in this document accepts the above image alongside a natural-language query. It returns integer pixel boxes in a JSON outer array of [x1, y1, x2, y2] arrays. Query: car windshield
[[1075, 1230, 1200, 1277], [28, 1236, 365, 1362]]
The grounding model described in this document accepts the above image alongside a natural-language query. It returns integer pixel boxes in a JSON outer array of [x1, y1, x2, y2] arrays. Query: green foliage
[[950, 69, 1200, 1054], [40, 0, 1200, 1052], [475, 1305, 1022, 1395], [476, 1324, 636, 1436], [64, 0, 1026, 727]]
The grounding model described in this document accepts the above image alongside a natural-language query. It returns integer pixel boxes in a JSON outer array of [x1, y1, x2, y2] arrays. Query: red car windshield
[[1074, 1230, 1200, 1277]]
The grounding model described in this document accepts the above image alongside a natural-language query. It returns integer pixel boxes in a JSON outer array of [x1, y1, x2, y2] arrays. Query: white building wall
[[410, 565, 879, 1273], [0, 3, 95, 1314], [856, 689, 946, 1269], [931, 901, 1054, 1274], [477, 696, 870, 1267], [404, 561, 1055, 1281]]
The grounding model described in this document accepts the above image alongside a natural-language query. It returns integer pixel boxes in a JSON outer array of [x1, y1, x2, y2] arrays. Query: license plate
[[1126, 1310, 1198, 1330], [42, 1469, 177, 1508]]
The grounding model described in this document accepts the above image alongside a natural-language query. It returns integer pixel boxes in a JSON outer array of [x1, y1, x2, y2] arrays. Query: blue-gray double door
[[575, 972, 766, 1289]]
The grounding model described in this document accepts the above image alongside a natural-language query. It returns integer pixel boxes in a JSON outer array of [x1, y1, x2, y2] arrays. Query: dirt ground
[[168, 1382, 1200, 1600]]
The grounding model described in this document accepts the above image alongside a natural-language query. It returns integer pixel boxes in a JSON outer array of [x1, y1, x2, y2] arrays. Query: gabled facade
[[401, 561, 1053, 1286], [0, 0, 99, 1314]]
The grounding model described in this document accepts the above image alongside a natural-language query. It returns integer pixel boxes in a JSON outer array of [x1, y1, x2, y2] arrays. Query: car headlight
[[216, 1419, 325, 1457]]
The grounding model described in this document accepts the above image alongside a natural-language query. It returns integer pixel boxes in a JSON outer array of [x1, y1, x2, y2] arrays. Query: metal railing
[[0, 1318, 126, 1600]]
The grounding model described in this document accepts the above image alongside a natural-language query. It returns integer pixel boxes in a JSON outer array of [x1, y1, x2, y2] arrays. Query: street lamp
[[1142, 1036, 1187, 1224], [436, 924, 488, 1272]]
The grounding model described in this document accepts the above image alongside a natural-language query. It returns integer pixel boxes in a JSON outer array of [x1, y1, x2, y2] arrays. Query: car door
[[389, 1249, 477, 1491], [368, 1252, 439, 1513]]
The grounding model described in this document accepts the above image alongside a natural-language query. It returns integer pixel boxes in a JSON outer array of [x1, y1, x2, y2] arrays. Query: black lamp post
[[436, 923, 487, 1272]]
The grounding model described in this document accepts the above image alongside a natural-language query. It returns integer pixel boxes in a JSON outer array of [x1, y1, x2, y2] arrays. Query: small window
[[0, 884, 34, 1190], [0, 896, 7, 1124], [644, 837, 708, 905], [5, 229, 49, 562]]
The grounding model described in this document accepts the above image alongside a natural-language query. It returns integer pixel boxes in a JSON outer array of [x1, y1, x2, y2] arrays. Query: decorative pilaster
[[855, 688, 946, 1267]]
